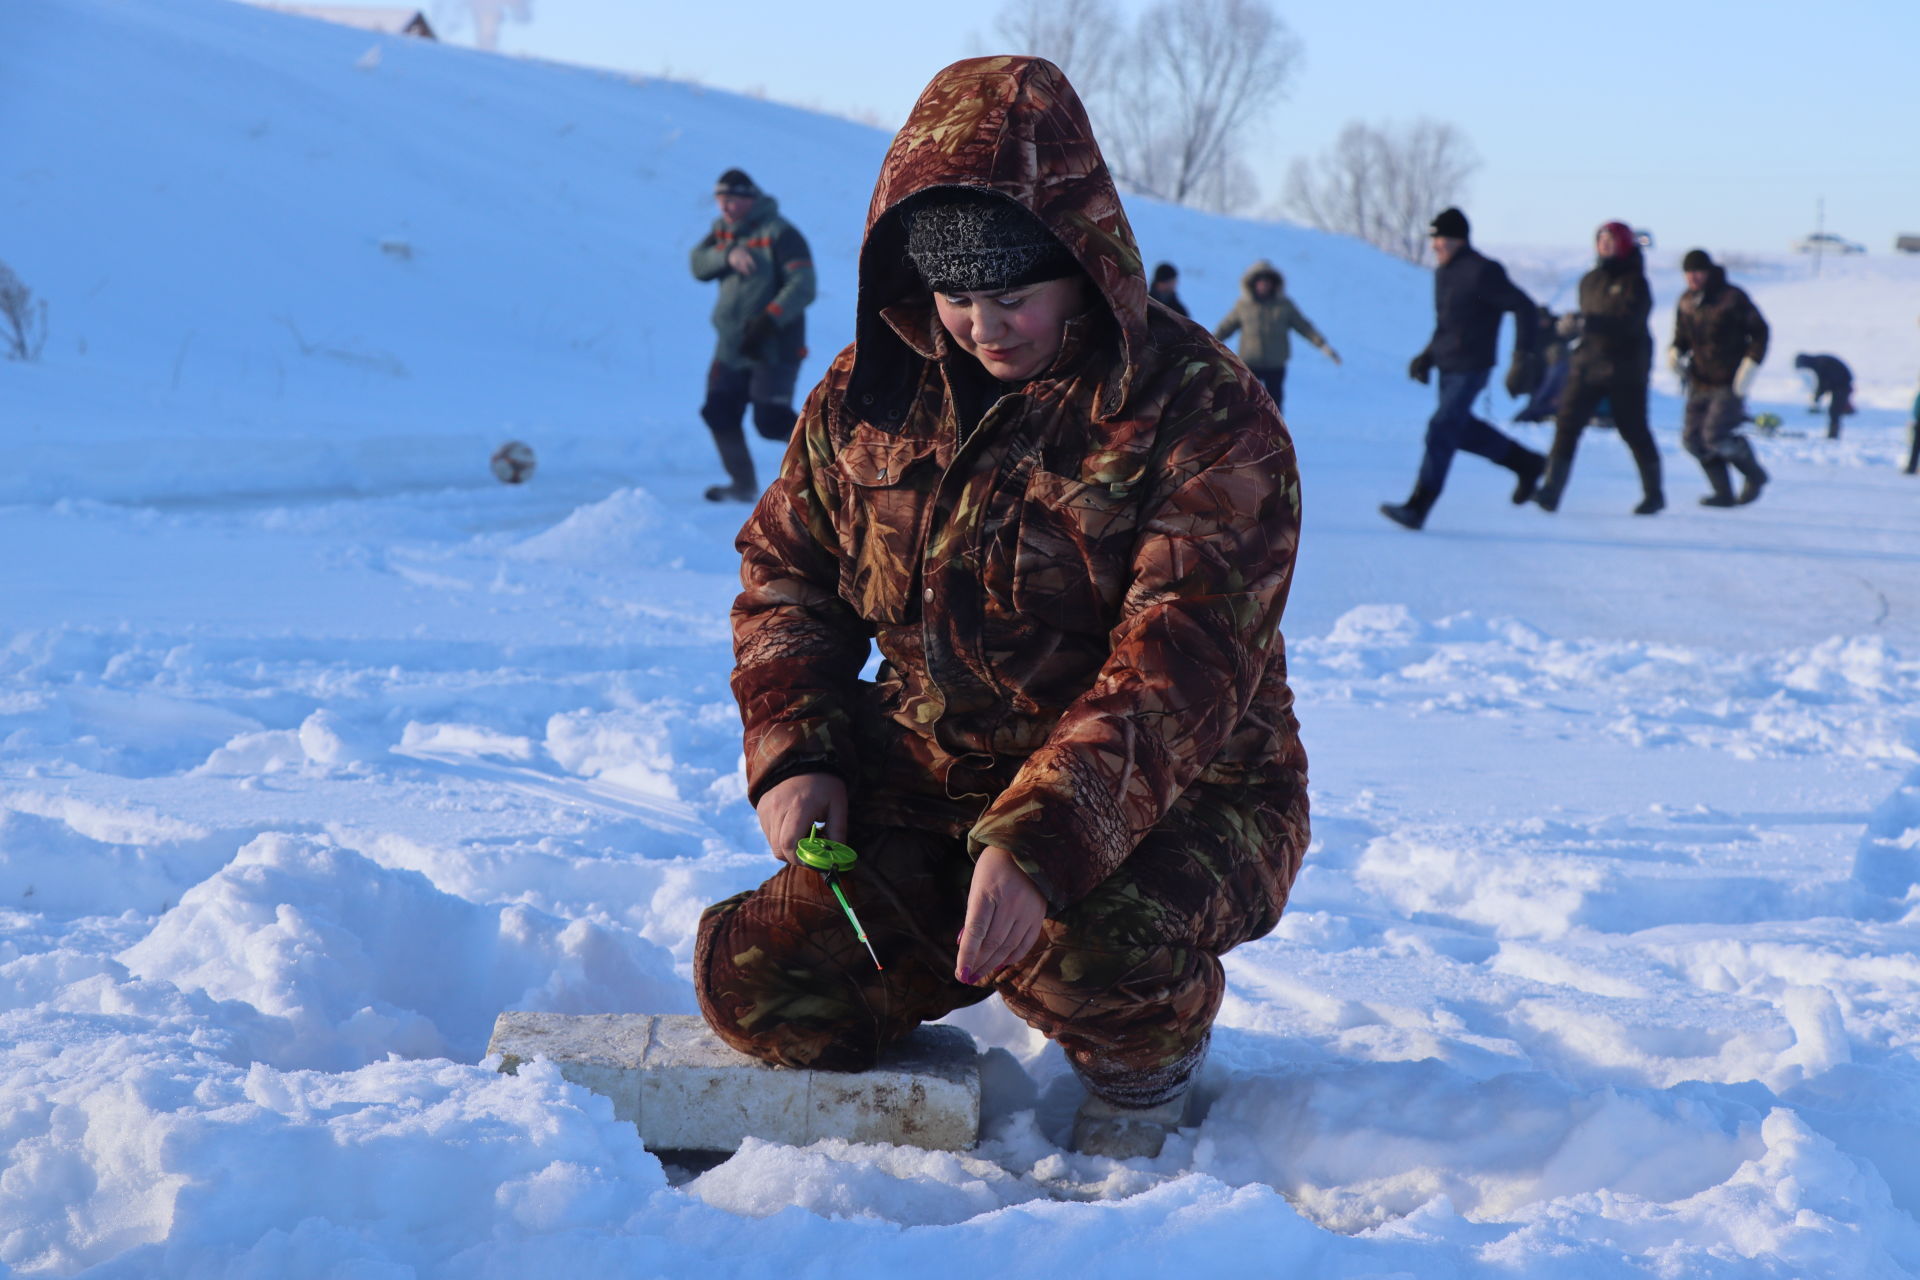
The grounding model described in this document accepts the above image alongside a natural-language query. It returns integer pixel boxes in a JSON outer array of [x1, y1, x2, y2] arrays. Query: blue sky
[[490, 0, 1920, 255]]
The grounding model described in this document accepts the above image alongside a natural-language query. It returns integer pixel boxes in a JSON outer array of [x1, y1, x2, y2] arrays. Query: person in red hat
[[1531, 221, 1664, 515]]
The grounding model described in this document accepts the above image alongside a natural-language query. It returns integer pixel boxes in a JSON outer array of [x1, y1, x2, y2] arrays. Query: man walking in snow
[[689, 169, 816, 502], [1670, 249, 1769, 506], [1381, 208, 1544, 530]]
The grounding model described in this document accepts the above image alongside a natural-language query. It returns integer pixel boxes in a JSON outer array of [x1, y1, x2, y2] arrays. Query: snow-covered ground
[[7, 1, 1920, 1275]]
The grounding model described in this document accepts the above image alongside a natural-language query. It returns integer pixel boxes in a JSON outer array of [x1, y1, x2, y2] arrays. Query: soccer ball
[[490, 440, 536, 484]]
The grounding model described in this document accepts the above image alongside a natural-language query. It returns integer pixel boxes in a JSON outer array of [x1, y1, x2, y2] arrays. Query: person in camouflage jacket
[[694, 55, 1309, 1157], [690, 169, 817, 502], [1670, 248, 1770, 506], [1213, 260, 1340, 413], [1532, 221, 1663, 515]]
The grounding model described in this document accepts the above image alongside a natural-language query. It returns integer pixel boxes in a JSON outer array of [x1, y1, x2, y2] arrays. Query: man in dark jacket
[[689, 169, 817, 502], [1381, 208, 1545, 530], [1148, 261, 1189, 317], [1532, 221, 1663, 515], [1794, 352, 1854, 439], [1670, 249, 1769, 506]]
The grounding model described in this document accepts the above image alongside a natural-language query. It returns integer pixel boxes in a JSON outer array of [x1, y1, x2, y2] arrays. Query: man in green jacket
[[689, 169, 817, 502], [1213, 261, 1340, 413]]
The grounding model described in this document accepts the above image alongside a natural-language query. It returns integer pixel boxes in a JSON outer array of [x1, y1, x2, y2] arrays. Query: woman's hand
[[956, 847, 1046, 984], [756, 773, 847, 866]]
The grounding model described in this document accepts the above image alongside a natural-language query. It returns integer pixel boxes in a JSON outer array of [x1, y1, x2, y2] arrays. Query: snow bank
[[119, 833, 687, 1070]]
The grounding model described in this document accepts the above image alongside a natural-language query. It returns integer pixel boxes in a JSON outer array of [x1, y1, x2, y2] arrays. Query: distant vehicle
[[1633, 228, 1655, 249], [1896, 234, 1920, 255], [1792, 232, 1866, 255]]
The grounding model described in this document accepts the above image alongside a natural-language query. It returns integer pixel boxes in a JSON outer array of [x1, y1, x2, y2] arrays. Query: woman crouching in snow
[[694, 55, 1310, 1159]]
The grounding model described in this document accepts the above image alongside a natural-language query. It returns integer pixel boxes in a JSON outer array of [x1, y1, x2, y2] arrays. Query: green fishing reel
[[795, 828, 858, 873], [794, 826, 882, 969]]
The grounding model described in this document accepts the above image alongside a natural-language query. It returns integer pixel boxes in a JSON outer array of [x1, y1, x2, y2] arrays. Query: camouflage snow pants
[[694, 786, 1308, 1107]]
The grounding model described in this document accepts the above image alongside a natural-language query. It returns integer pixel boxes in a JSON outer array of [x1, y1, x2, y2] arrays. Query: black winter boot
[[1531, 455, 1570, 513], [1632, 454, 1664, 514], [1503, 445, 1546, 505], [1697, 459, 1736, 507], [1379, 485, 1438, 530], [1724, 437, 1768, 505]]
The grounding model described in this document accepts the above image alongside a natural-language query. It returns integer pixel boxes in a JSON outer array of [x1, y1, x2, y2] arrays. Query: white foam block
[[487, 1013, 979, 1152]]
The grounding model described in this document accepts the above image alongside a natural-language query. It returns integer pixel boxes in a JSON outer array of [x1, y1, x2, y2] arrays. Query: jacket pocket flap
[[836, 436, 938, 488]]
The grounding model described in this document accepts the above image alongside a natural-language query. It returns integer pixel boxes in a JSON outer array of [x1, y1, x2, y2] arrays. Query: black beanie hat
[[1428, 207, 1470, 240], [1151, 261, 1179, 285], [714, 168, 760, 197], [1682, 248, 1714, 272], [904, 188, 1079, 294]]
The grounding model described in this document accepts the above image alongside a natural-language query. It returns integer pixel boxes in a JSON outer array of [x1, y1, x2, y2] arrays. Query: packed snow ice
[[6, 0, 1920, 1275]]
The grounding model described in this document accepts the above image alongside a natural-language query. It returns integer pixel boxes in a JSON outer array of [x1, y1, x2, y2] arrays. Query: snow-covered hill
[[7, 1, 1920, 1277]]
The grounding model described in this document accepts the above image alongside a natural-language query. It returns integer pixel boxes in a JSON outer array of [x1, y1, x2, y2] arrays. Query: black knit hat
[[1682, 248, 1714, 272], [1151, 261, 1179, 285], [1428, 207, 1470, 240], [904, 188, 1079, 294], [714, 168, 760, 197]]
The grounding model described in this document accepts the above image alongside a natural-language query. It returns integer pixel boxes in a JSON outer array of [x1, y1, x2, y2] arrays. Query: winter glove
[[1408, 353, 1433, 384], [739, 312, 777, 360], [1504, 349, 1543, 399], [1732, 355, 1760, 398], [1667, 346, 1686, 376]]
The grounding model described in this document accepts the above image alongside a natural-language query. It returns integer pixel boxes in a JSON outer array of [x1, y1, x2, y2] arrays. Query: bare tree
[[983, 0, 1297, 214], [1106, 0, 1302, 209], [0, 260, 47, 362], [992, 0, 1124, 94], [1283, 119, 1480, 265]]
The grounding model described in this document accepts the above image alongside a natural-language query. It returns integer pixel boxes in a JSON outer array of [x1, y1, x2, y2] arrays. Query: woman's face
[[933, 276, 1090, 382], [1596, 228, 1618, 258]]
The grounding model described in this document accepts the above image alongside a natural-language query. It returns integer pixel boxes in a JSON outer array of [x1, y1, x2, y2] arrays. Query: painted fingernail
[[958, 968, 975, 984]]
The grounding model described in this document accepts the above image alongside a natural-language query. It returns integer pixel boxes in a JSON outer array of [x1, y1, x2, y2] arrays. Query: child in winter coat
[[1213, 261, 1340, 413]]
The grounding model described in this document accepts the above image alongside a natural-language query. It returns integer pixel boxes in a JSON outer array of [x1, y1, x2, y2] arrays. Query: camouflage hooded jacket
[[729, 57, 1307, 911]]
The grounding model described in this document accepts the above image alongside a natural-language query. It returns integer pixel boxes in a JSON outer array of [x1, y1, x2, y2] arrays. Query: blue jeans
[[1417, 368, 1525, 496]]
